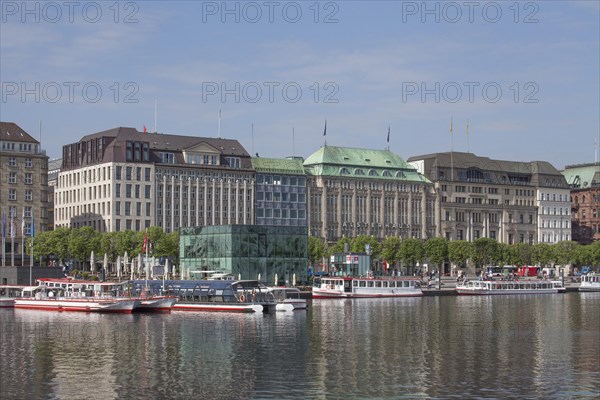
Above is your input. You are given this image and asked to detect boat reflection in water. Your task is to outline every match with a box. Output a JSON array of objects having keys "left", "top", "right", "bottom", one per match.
[{"left": 131, "top": 279, "right": 274, "bottom": 313}]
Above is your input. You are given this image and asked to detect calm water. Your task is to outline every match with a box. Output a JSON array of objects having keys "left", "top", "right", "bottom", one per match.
[{"left": 1, "top": 294, "right": 599, "bottom": 399}]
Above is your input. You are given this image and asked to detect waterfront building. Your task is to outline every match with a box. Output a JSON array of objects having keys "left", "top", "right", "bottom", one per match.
[
  {"left": 0, "top": 122, "right": 49, "bottom": 266},
  {"left": 47, "top": 158, "right": 62, "bottom": 231},
  {"left": 179, "top": 225, "right": 308, "bottom": 285},
  {"left": 562, "top": 162, "right": 600, "bottom": 244},
  {"left": 55, "top": 127, "right": 255, "bottom": 233},
  {"left": 252, "top": 157, "right": 307, "bottom": 226},
  {"left": 408, "top": 152, "right": 570, "bottom": 244},
  {"left": 304, "top": 146, "right": 435, "bottom": 242}
]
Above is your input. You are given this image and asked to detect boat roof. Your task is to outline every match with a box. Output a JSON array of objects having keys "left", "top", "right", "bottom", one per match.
[
  {"left": 131, "top": 279, "right": 261, "bottom": 290},
  {"left": 38, "top": 278, "right": 127, "bottom": 286}
]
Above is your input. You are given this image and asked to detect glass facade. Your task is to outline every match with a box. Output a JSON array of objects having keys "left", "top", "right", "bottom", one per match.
[
  {"left": 180, "top": 225, "right": 308, "bottom": 285},
  {"left": 255, "top": 173, "right": 307, "bottom": 226}
]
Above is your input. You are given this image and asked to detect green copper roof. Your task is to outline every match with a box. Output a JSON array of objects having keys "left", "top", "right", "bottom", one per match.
[
  {"left": 303, "top": 145, "right": 431, "bottom": 183},
  {"left": 562, "top": 163, "right": 600, "bottom": 188},
  {"left": 251, "top": 157, "right": 305, "bottom": 175}
]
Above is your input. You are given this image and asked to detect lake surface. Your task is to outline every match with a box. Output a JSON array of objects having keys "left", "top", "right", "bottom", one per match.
[{"left": 1, "top": 293, "right": 599, "bottom": 399}]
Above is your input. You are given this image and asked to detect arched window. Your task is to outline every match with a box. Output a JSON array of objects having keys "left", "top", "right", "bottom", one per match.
[
  {"left": 368, "top": 169, "right": 378, "bottom": 176},
  {"left": 396, "top": 171, "right": 406, "bottom": 178},
  {"left": 340, "top": 168, "right": 350, "bottom": 175},
  {"left": 354, "top": 169, "right": 365, "bottom": 176}
]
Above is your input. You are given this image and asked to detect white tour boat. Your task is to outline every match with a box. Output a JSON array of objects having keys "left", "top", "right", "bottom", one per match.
[
  {"left": 312, "top": 276, "right": 423, "bottom": 299},
  {"left": 14, "top": 278, "right": 140, "bottom": 313},
  {"left": 456, "top": 279, "right": 564, "bottom": 295},
  {"left": 580, "top": 273, "right": 600, "bottom": 292},
  {"left": 0, "top": 285, "right": 26, "bottom": 308},
  {"left": 266, "top": 287, "right": 307, "bottom": 311}
]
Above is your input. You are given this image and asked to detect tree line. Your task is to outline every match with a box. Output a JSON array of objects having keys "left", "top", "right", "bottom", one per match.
[
  {"left": 27, "top": 226, "right": 179, "bottom": 268},
  {"left": 309, "top": 236, "right": 600, "bottom": 272}
]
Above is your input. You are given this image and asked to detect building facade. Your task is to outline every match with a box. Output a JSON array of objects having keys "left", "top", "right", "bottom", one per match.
[
  {"left": 55, "top": 127, "right": 255, "bottom": 233},
  {"left": 252, "top": 157, "right": 307, "bottom": 226},
  {"left": 304, "top": 146, "right": 435, "bottom": 243},
  {"left": 408, "top": 152, "right": 570, "bottom": 244},
  {"left": 562, "top": 162, "right": 600, "bottom": 244},
  {"left": 179, "top": 225, "right": 308, "bottom": 285},
  {"left": 0, "top": 122, "right": 49, "bottom": 266}
]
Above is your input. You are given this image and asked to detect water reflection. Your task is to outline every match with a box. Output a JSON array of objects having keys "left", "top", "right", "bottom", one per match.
[{"left": 1, "top": 294, "right": 599, "bottom": 399}]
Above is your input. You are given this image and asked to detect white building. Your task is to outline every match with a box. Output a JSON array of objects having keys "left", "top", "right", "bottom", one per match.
[{"left": 55, "top": 127, "right": 255, "bottom": 233}]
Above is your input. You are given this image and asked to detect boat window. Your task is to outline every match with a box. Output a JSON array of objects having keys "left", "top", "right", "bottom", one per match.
[
  {"left": 367, "top": 281, "right": 374, "bottom": 287},
  {"left": 338, "top": 280, "right": 343, "bottom": 286},
  {"left": 352, "top": 280, "right": 358, "bottom": 287},
  {"left": 375, "top": 281, "right": 382, "bottom": 288},
  {"left": 383, "top": 282, "right": 388, "bottom": 288},
  {"left": 359, "top": 281, "right": 366, "bottom": 287},
  {"left": 404, "top": 281, "right": 410, "bottom": 287}
]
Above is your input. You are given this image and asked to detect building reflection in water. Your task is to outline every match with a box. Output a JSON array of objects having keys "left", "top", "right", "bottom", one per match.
[{"left": 1, "top": 294, "right": 599, "bottom": 399}]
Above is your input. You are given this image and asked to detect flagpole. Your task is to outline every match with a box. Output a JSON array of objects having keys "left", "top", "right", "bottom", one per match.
[
  {"left": 218, "top": 108, "right": 222, "bottom": 138},
  {"left": 21, "top": 208, "right": 25, "bottom": 267},
  {"left": 1, "top": 208, "right": 5, "bottom": 267},
  {"left": 323, "top": 119, "right": 327, "bottom": 147},
  {"left": 11, "top": 208, "right": 15, "bottom": 267},
  {"left": 450, "top": 116, "right": 454, "bottom": 184},
  {"left": 466, "top": 119, "right": 470, "bottom": 153},
  {"left": 292, "top": 127, "right": 295, "bottom": 157}
]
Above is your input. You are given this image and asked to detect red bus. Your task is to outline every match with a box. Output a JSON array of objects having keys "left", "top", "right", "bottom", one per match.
[{"left": 517, "top": 266, "right": 538, "bottom": 277}]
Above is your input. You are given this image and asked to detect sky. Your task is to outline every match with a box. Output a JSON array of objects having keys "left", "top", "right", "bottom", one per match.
[{"left": 1, "top": 0, "right": 599, "bottom": 169}]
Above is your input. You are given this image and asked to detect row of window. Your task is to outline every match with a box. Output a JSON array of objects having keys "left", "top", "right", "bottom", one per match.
[
  {"left": 7, "top": 188, "right": 35, "bottom": 201},
  {"left": 1, "top": 142, "right": 37, "bottom": 152},
  {"left": 6, "top": 172, "right": 34, "bottom": 184},
  {"left": 256, "top": 174, "right": 306, "bottom": 186},
  {"left": 4, "top": 157, "right": 34, "bottom": 167},
  {"left": 256, "top": 191, "right": 306, "bottom": 203},
  {"left": 540, "top": 193, "right": 569, "bottom": 202},
  {"left": 256, "top": 208, "right": 306, "bottom": 219},
  {"left": 115, "top": 201, "right": 152, "bottom": 217},
  {"left": 115, "top": 184, "right": 151, "bottom": 199},
  {"left": 115, "top": 166, "right": 152, "bottom": 181}
]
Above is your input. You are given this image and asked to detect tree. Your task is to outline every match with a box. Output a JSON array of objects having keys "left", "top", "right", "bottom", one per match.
[
  {"left": 116, "top": 230, "right": 141, "bottom": 256},
  {"left": 100, "top": 231, "right": 120, "bottom": 262},
  {"left": 308, "top": 236, "right": 328, "bottom": 265},
  {"left": 68, "top": 226, "right": 101, "bottom": 268},
  {"left": 48, "top": 226, "right": 71, "bottom": 262},
  {"left": 399, "top": 238, "right": 424, "bottom": 272},
  {"left": 330, "top": 237, "right": 352, "bottom": 254},
  {"left": 351, "top": 235, "right": 381, "bottom": 258},
  {"left": 448, "top": 240, "right": 472, "bottom": 269},
  {"left": 155, "top": 230, "right": 179, "bottom": 262},
  {"left": 572, "top": 245, "right": 592, "bottom": 267},
  {"left": 424, "top": 237, "right": 447, "bottom": 272},
  {"left": 553, "top": 241, "right": 579, "bottom": 266},
  {"left": 532, "top": 243, "right": 553, "bottom": 267},
  {"left": 510, "top": 243, "right": 532, "bottom": 266},
  {"left": 471, "top": 238, "right": 499, "bottom": 268},
  {"left": 381, "top": 236, "right": 402, "bottom": 268}
]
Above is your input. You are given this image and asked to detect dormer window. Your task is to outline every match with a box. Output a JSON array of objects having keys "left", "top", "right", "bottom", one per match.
[
  {"left": 368, "top": 169, "right": 378, "bottom": 176},
  {"left": 355, "top": 169, "right": 365, "bottom": 176},
  {"left": 340, "top": 167, "right": 350, "bottom": 175}
]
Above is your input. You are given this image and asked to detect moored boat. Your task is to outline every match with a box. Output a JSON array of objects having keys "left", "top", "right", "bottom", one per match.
[
  {"left": 131, "top": 279, "right": 274, "bottom": 313},
  {"left": 580, "top": 273, "right": 600, "bottom": 292},
  {"left": 266, "top": 287, "right": 307, "bottom": 311},
  {"left": 0, "top": 285, "right": 26, "bottom": 308},
  {"left": 456, "top": 279, "right": 563, "bottom": 295},
  {"left": 14, "top": 286, "right": 139, "bottom": 313},
  {"left": 312, "top": 276, "right": 423, "bottom": 299}
]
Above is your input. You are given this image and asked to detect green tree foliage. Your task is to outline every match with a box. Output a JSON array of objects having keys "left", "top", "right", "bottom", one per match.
[
  {"left": 116, "top": 230, "right": 141, "bottom": 256},
  {"left": 399, "top": 238, "right": 424, "bottom": 267},
  {"left": 424, "top": 237, "right": 447, "bottom": 270},
  {"left": 48, "top": 226, "right": 71, "bottom": 262},
  {"left": 532, "top": 243, "right": 553, "bottom": 267},
  {"left": 381, "top": 236, "right": 402, "bottom": 267},
  {"left": 100, "top": 231, "right": 120, "bottom": 262},
  {"left": 155, "top": 231, "right": 179, "bottom": 262},
  {"left": 330, "top": 237, "right": 352, "bottom": 254},
  {"left": 351, "top": 235, "right": 381, "bottom": 258},
  {"left": 552, "top": 241, "right": 579, "bottom": 266},
  {"left": 471, "top": 238, "right": 499, "bottom": 267},
  {"left": 511, "top": 243, "right": 533, "bottom": 266},
  {"left": 448, "top": 240, "right": 472, "bottom": 268},
  {"left": 68, "top": 226, "right": 101, "bottom": 265},
  {"left": 308, "top": 236, "right": 328, "bottom": 265}
]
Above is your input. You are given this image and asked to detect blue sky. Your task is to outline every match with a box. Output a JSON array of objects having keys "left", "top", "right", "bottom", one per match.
[{"left": 1, "top": 1, "right": 599, "bottom": 169}]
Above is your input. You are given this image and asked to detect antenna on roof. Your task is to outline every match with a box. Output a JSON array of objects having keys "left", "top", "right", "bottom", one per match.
[
  {"left": 39, "top": 120, "right": 42, "bottom": 146},
  {"left": 218, "top": 108, "right": 222, "bottom": 138},
  {"left": 154, "top": 99, "right": 157, "bottom": 133},
  {"left": 323, "top": 119, "right": 327, "bottom": 147},
  {"left": 292, "top": 127, "right": 295, "bottom": 157},
  {"left": 251, "top": 123, "right": 254, "bottom": 156}
]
